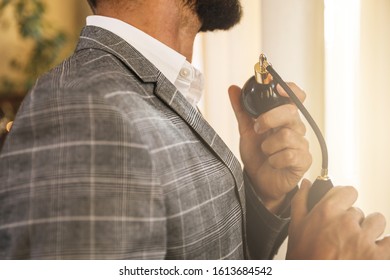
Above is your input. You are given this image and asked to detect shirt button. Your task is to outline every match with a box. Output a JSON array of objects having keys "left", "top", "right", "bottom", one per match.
[{"left": 180, "top": 68, "right": 190, "bottom": 78}]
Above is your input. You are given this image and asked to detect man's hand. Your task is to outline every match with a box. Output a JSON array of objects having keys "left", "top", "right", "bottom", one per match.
[
  {"left": 229, "top": 83, "right": 312, "bottom": 213},
  {"left": 287, "top": 180, "right": 390, "bottom": 259}
]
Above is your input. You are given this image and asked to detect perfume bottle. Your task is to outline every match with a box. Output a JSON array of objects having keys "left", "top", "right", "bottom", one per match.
[
  {"left": 241, "top": 53, "right": 333, "bottom": 211},
  {"left": 240, "top": 54, "right": 290, "bottom": 118}
]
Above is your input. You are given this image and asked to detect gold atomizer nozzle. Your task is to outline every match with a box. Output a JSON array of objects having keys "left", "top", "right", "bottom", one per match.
[
  {"left": 317, "top": 168, "right": 330, "bottom": 181},
  {"left": 254, "top": 54, "right": 273, "bottom": 84}
]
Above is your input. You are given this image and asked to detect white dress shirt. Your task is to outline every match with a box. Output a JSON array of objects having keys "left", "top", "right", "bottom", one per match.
[{"left": 86, "top": 15, "right": 204, "bottom": 108}]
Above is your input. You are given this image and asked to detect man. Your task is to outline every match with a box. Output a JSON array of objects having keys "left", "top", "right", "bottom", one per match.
[{"left": 0, "top": 0, "right": 389, "bottom": 259}]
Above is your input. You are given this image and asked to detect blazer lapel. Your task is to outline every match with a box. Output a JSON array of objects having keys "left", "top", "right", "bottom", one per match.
[
  {"left": 76, "top": 26, "right": 246, "bottom": 215},
  {"left": 154, "top": 75, "right": 246, "bottom": 207}
]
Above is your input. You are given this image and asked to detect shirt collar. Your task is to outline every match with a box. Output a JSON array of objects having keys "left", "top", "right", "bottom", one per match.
[{"left": 86, "top": 15, "right": 186, "bottom": 84}]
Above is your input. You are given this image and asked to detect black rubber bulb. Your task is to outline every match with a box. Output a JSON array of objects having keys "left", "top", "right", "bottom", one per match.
[{"left": 307, "top": 178, "right": 334, "bottom": 211}]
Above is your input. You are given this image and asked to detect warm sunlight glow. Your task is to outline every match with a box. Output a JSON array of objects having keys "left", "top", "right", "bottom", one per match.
[{"left": 324, "top": 0, "right": 361, "bottom": 187}]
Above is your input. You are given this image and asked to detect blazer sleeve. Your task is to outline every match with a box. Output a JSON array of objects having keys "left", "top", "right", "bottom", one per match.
[{"left": 244, "top": 172, "right": 296, "bottom": 259}]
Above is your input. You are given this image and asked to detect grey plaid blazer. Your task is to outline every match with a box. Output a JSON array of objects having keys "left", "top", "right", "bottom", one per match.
[{"left": 0, "top": 26, "right": 289, "bottom": 259}]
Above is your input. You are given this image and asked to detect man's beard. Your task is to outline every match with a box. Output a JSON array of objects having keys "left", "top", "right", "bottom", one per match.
[{"left": 186, "top": 0, "right": 243, "bottom": 32}]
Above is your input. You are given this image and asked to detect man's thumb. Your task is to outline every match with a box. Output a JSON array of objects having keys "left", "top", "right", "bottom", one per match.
[{"left": 228, "top": 85, "right": 253, "bottom": 135}]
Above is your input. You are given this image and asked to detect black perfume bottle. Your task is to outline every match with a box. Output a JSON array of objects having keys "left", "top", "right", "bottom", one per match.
[
  {"left": 241, "top": 54, "right": 290, "bottom": 118},
  {"left": 241, "top": 54, "right": 333, "bottom": 211}
]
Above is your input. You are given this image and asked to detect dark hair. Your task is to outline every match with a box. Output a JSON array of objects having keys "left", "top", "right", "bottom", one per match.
[{"left": 87, "top": 0, "right": 97, "bottom": 11}]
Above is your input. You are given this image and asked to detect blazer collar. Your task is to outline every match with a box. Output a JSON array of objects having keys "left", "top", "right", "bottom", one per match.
[
  {"left": 76, "top": 26, "right": 159, "bottom": 83},
  {"left": 76, "top": 26, "right": 246, "bottom": 213}
]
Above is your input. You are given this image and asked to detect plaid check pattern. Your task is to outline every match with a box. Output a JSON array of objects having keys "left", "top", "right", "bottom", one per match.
[{"left": 0, "top": 26, "right": 289, "bottom": 259}]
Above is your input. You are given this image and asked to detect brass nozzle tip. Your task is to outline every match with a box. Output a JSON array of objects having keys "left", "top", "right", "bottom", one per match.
[
  {"left": 259, "top": 54, "right": 270, "bottom": 69},
  {"left": 255, "top": 53, "right": 272, "bottom": 84}
]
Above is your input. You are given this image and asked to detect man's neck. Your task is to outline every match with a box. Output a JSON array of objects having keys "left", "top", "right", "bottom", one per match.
[{"left": 96, "top": 0, "right": 201, "bottom": 62}]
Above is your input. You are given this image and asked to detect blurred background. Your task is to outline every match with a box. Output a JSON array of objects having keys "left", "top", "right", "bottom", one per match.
[
  {"left": 0, "top": 0, "right": 389, "bottom": 258},
  {"left": 0, "top": 0, "right": 91, "bottom": 146}
]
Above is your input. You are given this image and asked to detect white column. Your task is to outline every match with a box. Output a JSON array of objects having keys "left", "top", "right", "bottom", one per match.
[
  {"left": 323, "top": 0, "right": 361, "bottom": 187},
  {"left": 358, "top": 0, "right": 390, "bottom": 232}
]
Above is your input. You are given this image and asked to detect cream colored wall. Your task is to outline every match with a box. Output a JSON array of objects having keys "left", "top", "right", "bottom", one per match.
[{"left": 358, "top": 0, "right": 390, "bottom": 232}]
